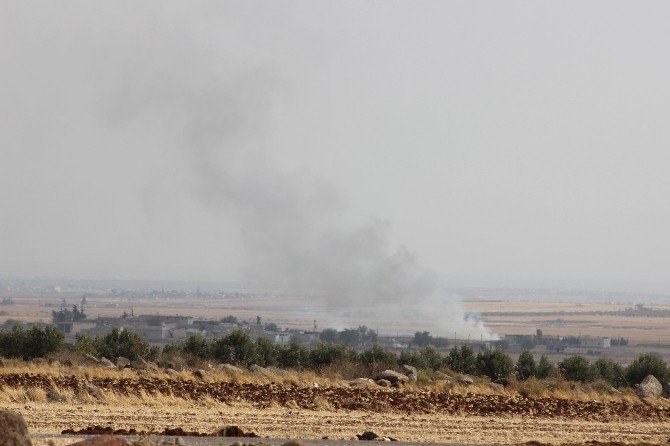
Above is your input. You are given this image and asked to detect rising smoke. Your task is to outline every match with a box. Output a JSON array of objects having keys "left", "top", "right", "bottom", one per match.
[{"left": 101, "top": 34, "right": 497, "bottom": 340}]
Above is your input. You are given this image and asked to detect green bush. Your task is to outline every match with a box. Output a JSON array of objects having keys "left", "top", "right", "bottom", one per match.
[
  {"left": 625, "top": 353, "right": 670, "bottom": 391},
  {"left": 445, "top": 345, "right": 477, "bottom": 375},
  {"left": 558, "top": 355, "right": 595, "bottom": 382},
  {"left": 536, "top": 354, "right": 555, "bottom": 379},
  {"left": 181, "top": 334, "right": 211, "bottom": 359},
  {"left": 516, "top": 350, "right": 536, "bottom": 380},
  {"left": 276, "top": 341, "right": 310, "bottom": 369},
  {"left": 95, "top": 327, "right": 151, "bottom": 360},
  {"left": 476, "top": 348, "right": 514, "bottom": 383},
  {"left": 593, "top": 357, "right": 626, "bottom": 388},
  {"left": 309, "top": 343, "right": 356, "bottom": 368},
  {"left": 0, "top": 325, "right": 64, "bottom": 360}
]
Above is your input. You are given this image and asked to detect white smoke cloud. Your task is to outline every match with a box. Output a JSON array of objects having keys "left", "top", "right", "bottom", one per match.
[{"left": 99, "top": 57, "right": 496, "bottom": 340}]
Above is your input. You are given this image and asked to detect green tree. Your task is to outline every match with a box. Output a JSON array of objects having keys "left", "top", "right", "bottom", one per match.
[
  {"left": 319, "top": 329, "right": 339, "bottom": 344},
  {"left": 476, "top": 348, "right": 514, "bottom": 383},
  {"left": 593, "top": 357, "right": 626, "bottom": 388},
  {"left": 95, "top": 327, "right": 151, "bottom": 360},
  {"left": 515, "top": 350, "right": 536, "bottom": 380},
  {"left": 255, "top": 337, "right": 278, "bottom": 367},
  {"left": 625, "top": 353, "right": 670, "bottom": 391},
  {"left": 213, "top": 330, "right": 256, "bottom": 366},
  {"left": 181, "top": 334, "right": 211, "bottom": 359},
  {"left": 536, "top": 354, "right": 555, "bottom": 379},
  {"left": 74, "top": 333, "right": 98, "bottom": 356},
  {"left": 445, "top": 344, "right": 477, "bottom": 375},
  {"left": 558, "top": 355, "right": 595, "bottom": 382}
]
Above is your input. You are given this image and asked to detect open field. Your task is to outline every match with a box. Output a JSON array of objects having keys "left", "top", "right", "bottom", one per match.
[{"left": 2, "top": 364, "right": 670, "bottom": 445}]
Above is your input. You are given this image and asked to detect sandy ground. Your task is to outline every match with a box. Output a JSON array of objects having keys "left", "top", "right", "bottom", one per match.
[{"left": 7, "top": 402, "right": 670, "bottom": 445}]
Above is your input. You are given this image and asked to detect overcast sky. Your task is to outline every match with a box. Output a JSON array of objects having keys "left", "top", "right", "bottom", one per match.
[{"left": 2, "top": 1, "right": 670, "bottom": 290}]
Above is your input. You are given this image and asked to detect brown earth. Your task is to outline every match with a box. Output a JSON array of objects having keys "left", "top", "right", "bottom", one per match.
[{"left": 2, "top": 372, "right": 670, "bottom": 444}]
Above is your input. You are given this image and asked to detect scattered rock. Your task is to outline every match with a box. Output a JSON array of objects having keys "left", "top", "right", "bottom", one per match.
[
  {"left": 67, "top": 436, "right": 129, "bottom": 446},
  {"left": 402, "top": 364, "right": 418, "bottom": 382},
  {"left": 51, "top": 360, "right": 61, "bottom": 368},
  {"left": 166, "top": 368, "right": 178, "bottom": 375},
  {"left": 146, "top": 361, "right": 160, "bottom": 371},
  {"left": 84, "top": 354, "right": 100, "bottom": 364},
  {"left": 0, "top": 409, "right": 32, "bottom": 446},
  {"left": 116, "top": 357, "right": 131, "bottom": 369},
  {"left": 221, "top": 364, "right": 243, "bottom": 374},
  {"left": 249, "top": 364, "right": 274, "bottom": 378},
  {"left": 377, "top": 370, "right": 409, "bottom": 384},
  {"left": 214, "top": 426, "right": 259, "bottom": 438},
  {"left": 98, "top": 357, "right": 116, "bottom": 369},
  {"left": 357, "top": 431, "right": 379, "bottom": 441},
  {"left": 130, "top": 358, "right": 149, "bottom": 370},
  {"left": 0, "top": 356, "right": 7, "bottom": 367},
  {"left": 636, "top": 375, "right": 663, "bottom": 398},
  {"left": 348, "top": 378, "right": 375, "bottom": 387},
  {"left": 376, "top": 379, "right": 392, "bottom": 388},
  {"left": 489, "top": 382, "right": 505, "bottom": 391},
  {"left": 459, "top": 375, "right": 474, "bottom": 386}
]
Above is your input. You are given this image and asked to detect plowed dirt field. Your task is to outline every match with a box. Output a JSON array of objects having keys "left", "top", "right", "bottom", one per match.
[{"left": 2, "top": 372, "right": 670, "bottom": 444}]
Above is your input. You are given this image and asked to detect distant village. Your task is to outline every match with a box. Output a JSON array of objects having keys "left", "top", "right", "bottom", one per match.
[{"left": 0, "top": 292, "right": 619, "bottom": 359}]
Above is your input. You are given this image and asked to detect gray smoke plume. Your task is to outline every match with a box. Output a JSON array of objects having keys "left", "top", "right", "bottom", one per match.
[{"left": 99, "top": 31, "right": 497, "bottom": 340}]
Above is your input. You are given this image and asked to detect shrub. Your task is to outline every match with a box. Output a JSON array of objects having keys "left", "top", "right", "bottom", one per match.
[
  {"left": 74, "top": 333, "right": 98, "bottom": 357},
  {"left": 276, "top": 341, "right": 310, "bottom": 369},
  {"left": 255, "top": 337, "right": 279, "bottom": 367},
  {"left": 593, "top": 357, "right": 626, "bottom": 388},
  {"left": 181, "top": 334, "right": 211, "bottom": 359},
  {"left": 558, "top": 355, "right": 595, "bottom": 383},
  {"left": 359, "top": 344, "right": 397, "bottom": 370},
  {"left": 213, "top": 330, "right": 257, "bottom": 366},
  {"left": 476, "top": 348, "right": 514, "bottom": 383},
  {"left": 0, "top": 325, "right": 64, "bottom": 360},
  {"left": 309, "top": 343, "right": 356, "bottom": 368},
  {"left": 625, "top": 353, "right": 670, "bottom": 391},
  {"left": 536, "top": 354, "right": 555, "bottom": 379},
  {"left": 445, "top": 345, "right": 477, "bottom": 375},
  {"left": 95, "top": 327, "right": 151, "bottom": 360},
  {"left": 516, "top": 350, "right": 536, "bottom": 380}
]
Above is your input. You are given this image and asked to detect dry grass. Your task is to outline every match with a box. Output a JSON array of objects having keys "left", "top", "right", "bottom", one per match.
[{"left": 0, "top": 359, "right": 660, "bottom": 407}]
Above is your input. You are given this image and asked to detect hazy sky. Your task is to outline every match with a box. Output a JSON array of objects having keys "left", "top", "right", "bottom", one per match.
[{"left": 2, "top": 1, "right": 670, "bottom": 289}]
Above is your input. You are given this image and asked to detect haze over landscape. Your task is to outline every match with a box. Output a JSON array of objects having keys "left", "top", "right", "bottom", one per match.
[{"left": 2, "top": 1, "right": 670, "bottom": 293}]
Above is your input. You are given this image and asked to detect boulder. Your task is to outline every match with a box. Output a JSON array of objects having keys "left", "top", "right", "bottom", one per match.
[
  {"left": 0, "top": 409, "right": 32, "bottom": 446},
  {"left": 116, "top": 357, "right": 131, "bottom": 369},
  {"left": 193, "top": 369, "right": 206, "bottom": 379},
  {"left": 0, "top": 356, "right": 7, "bottom": 367},
  {"left": 221, "top": 364, "right": 243, "bottom": 374},
  {"left": 84, "top": 354, "right": 100, "bottom": 364},
  {"left": 489, "top": 382, "right": 505, "bottom": 391},
  {"left": 51, "top": 360, "right": 61, "bottom": 368},
  {"left": 165, "top": 368, "right": 178, "bottom": 375},
  {"left": 459, "top": 375, "right": 474, "bottom": 386},
  {"left": 376, "top": 379, "right": 392, "bottom": 387},
  {"left": 130, "top": 358, "right": 148, "bottom": 370},
  {"left": 636, "top": 375, "right": 663, "bottom": 398},
  {"left": 31, "top": 358, "right": 48, "bottom": 366},
  {"left": 357, "top": 431, "right": 379, "bottom": 441},
  {"left": 63, "top": 359, "right": 74, "bottom": 367},
  {"left": 377, "top": 370, "right": 409, "bottom": 384},
  {"left": 402, "top": 364, "right": 418, "bottom": 382},
  {"left": 98, "top": 357, "right": 116, "bottom": 369}
]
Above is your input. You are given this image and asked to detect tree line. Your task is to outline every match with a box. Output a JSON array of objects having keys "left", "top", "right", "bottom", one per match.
[{"left": 1, "top": 325, "right": 668, "bottom": 393}]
